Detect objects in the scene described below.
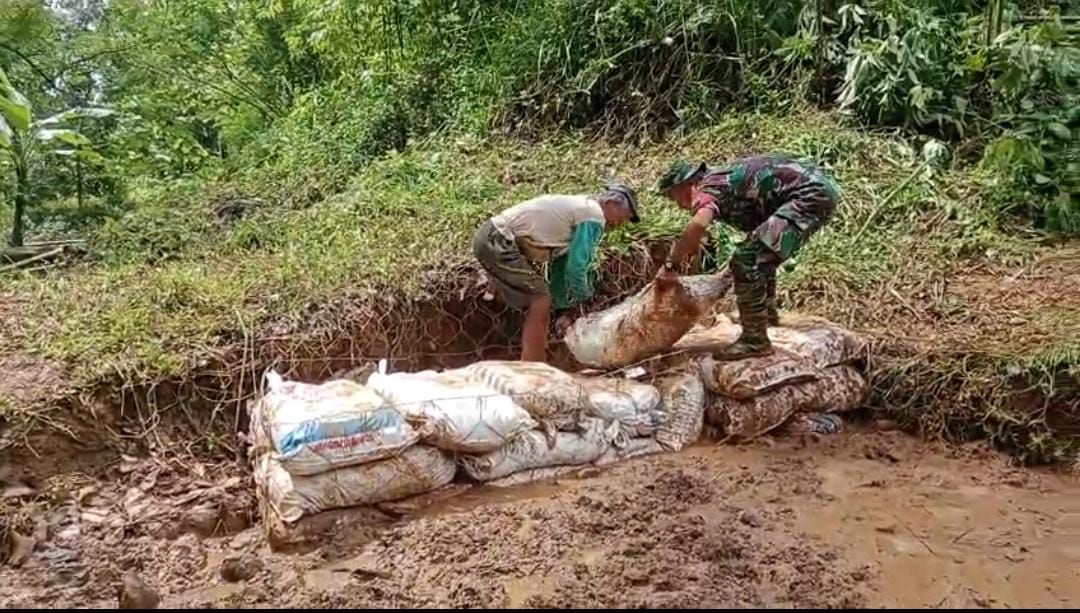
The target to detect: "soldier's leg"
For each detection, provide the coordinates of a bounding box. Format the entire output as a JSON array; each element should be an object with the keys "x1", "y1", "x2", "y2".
[
  {"x1": 764, "y1": 262, "x2": 780, "y2": 326},
  {"x1": 715, "y1": 239, "x2": 778, "y2": 361}
]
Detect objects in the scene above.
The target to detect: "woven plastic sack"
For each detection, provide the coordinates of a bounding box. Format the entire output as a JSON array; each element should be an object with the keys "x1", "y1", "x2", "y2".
[
  {"x1": 594, "y1": 436, "x2": 666, "y2": 466},
  {"x1": 460, "y1": 417, "x2": 620, "y2": 482},
  {"x1": 700, "y1": 353, "x2": 820, "y2": 399},
  {"x1": 576, "y1": 376, "x2": 666, "y2": 436},
  {"x1": 768, "y1": 316, "x2": 867, "y2": 367},
  {"x1": 255, "y1": 445, "x2": 456, "y2": 524},
  {"x1": 254, "y1": 371, "x2": 419, "y2": 476},
  {"x1": 564, "y1": 273, "x2": 732, "y2": 368},
  {"x1": 781, "y1": 413, "x2": 844, "y2": 435},
  {"x1": 654, "y1": 368, "x2": 707, "y2": 451},
  {"x1": 706, "y1": 365, "x2": 868, "y2": 442},
  {"x1": 673, "y1": 318, "x2": 742, "y2": 352},
  {"x1": 455, "y1": 361, "x2": 589, "y2": 438},
  {"x1": 367, "y1": 370, "x2": 537, "y2": 453}
]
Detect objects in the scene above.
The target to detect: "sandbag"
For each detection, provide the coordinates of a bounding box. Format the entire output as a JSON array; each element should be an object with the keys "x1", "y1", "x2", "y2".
[
  {"x1": 564, "y1": 273, "x2": 732, "y2": 368},
  {"x1": 486, "y1": 466, "x2": 588, "y2": 488},
  {"x1": 460, "y1": 417, "x2": 619, "y2": 482},
  {"x1": 654, "y1": 368, "x2": 707, "y2": 451},
  {"x1": 594, "y1": 436, "x2": 666, "y2": 466},
  {"x1": 255, "y1": 445, "x2": 456, "y2": 524},
  {"x1": 781, "y1": 413, "x2": 844, "y2": 435},
  {"x1": 706, "y1": 366, "x2": 868, "y2": 442},
  {"x1": 455, "y1": 361, "x2": 589, "y2": 436},
  {"x1": 254, "y1": 371, "x2": 419, "y2": 476},
  {"x1": 576, "y1": 376, "x2": 667, "y2": 437},
  {"x1": 768, "y1": 317, "x2": 867, "y2": 367},
  {"x1": 700, "y1": 353, "x2": 820, "y2": 399},
  {"x1": 366, "y1": 370, "x2": 537, "y2": 453}
]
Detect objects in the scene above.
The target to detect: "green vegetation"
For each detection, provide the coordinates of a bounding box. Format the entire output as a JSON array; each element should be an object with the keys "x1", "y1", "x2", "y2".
[{"x1": 0, "y1": 0, "x2": 1077, "y2": 461}]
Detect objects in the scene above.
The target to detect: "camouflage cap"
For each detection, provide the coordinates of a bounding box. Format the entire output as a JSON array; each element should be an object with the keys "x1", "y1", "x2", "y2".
[{"x1": 656, "y1": 160, "x2": 707, "y2": 194}]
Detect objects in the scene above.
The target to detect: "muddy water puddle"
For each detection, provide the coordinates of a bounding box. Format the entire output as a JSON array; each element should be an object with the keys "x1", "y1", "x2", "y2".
[{"x1": 3, "y1": 428, "x2": 1078, "y2": 608}]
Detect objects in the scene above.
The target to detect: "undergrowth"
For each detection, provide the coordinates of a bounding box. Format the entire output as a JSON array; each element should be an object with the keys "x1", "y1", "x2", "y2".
[{"x1": 2, "y1": 110, "x2": 1078, "y2": 462}]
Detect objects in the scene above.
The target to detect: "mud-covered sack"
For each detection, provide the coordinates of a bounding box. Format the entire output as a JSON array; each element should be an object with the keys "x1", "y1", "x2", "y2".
[
  {"x1": 685, "y1": 313, "x2": 866, "y2": 367},
  {"x1": 460, "y1": 417, "x2": 620, "y2": 482},
  {"x1": 673, "y1": 317, "x2": 742, "y2": 352},
  {"x1": 255, "y1": 445, "x2": 456, "y2": 523},
  {"x1": 593, "y1": 436, "x2": 666, "y2": 466},
  {"x1": 367, "y1": 370, "x2": 537, "y2": 453},
  {"x1": 768, "y1": 314, "x2": 868, "y2": 367},
  {"x1": 706, "y1": 366, "x2": 868, "y2": 442},
  {"x1": 781, "y1": 413, "x2": 844, "y2": 435},
  {"x1": 700, "y1": 353, "x2": 820, "y2": 399},
  {"x1": 254, "y1": 371, "x2": 419, "y2": 476},
  {"x1": 576, "y1": 376, "x2": 666, "y2": 436},
  {"x1": 655, "y1": 368, "x2": 707, "y2": 451},
  {"x1": 564, "y1": 273, "x2": 732, "y2": 368},
  {"x1": 455, "y1": 361, "x2": 589, "y2": 435}
]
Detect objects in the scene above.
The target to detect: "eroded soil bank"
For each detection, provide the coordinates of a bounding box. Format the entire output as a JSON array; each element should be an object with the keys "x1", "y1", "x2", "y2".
[{"x1": 2, "y1": 426, "x2": 1077, "y2": 608}]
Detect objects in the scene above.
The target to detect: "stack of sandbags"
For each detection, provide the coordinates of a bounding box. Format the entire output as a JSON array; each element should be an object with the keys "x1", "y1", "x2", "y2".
[
  {"x1": 696, "y1": 314, "x2": 870, "y2": 441},
  {"x1": 449, "y1": 361, "x2": 625, "y2": 483},
  {"x1": 250, "y1": 371, "x2": 457, "y2": 529},
  {"x1": 366, "y1": 368, "x2": 538, "y2": 453}
]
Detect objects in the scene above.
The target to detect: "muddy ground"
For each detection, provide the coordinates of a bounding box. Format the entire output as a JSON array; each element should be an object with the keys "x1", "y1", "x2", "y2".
[{"x1": 2, "y1": 425, "x2": 1077, "y2": 609}]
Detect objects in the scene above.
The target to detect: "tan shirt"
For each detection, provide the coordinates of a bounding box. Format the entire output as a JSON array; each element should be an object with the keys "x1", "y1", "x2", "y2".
[{"x1": 490, "y1": 194, "x2": 604, "y2": 262}]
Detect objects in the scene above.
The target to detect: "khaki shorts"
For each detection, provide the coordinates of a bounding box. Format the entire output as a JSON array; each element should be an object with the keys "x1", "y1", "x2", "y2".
[{"x1": 472, "y1": 220, "x2": 549, "y2": 310}]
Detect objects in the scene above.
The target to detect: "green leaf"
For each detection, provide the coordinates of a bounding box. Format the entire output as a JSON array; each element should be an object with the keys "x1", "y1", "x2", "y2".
[
  {"x1": 1034, "y1": 173, "x2": 1053, "y2": 185},
  {"x1": 54, "y1": 148, "x2": 106, "y2": 165},
  {"x1": 36, "y1": 128, "x2": 92, "y2": 147},
  {"x1": 1047, "y1": 122, "x2": 1071, "y2": 141},
  {"x1": 36, "y1": 107, "x2": 117, "y2": 127},
  {"x1": 0, "y1": 115, "x2": 10, "y2": 148},
  {"x1": 0, "y1": 89, "x2": 32, "y2": 132}
]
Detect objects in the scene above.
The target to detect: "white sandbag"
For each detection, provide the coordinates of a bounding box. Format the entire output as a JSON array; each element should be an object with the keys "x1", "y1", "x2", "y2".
[
  {"x1": 576, "y1": 376, "x2": 666, "y2": 436},
  {"x1": 594, "y1": 436, "x2": 666, "y2": 466},
  {"x1": 654, "y1": 368, "x2": 707, "y2": 451},
  {"x1": 366, "y1": 370, "x2": 537, "y2": 453},
  {"x1": 255, "y1": 445, "x2": 456, "y2": 524},
  {"x1": 254, "y1": 371, "x2": 419, "y2": 475},
  {"x1": 455, "y1": 361, "x2": 589, "y2": 436},
  {"x1": 460, "y1": 417, "x2": 619, "y2": 482},
  {"x1": 486, "y1": 465, "x2": 588, "y2": 488},
  {"x1": 565, "y1": 273, "x2": 732, "y2": 368},
  {"x1": 706, "y1": 365, "x2": 868, "y2": 442}
]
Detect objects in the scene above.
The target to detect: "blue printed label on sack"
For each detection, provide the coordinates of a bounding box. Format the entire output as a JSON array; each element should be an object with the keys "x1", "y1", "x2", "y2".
[{"x1": 276, "y1": 407, "x2": 407, "y2": 457}]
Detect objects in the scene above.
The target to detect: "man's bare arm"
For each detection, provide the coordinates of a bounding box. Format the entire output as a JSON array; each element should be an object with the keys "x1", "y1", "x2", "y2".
[{"x1": 666, "y1": 207, "x2": 715, "y2": 270}]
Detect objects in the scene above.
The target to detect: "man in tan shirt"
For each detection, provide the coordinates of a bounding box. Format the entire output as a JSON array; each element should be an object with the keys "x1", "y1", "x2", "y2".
[{"x1": 473, "y1": 183, "x2": 639, "y2": 362}]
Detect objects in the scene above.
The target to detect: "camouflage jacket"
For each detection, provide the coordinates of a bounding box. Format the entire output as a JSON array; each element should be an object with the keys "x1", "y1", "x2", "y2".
[{"x1": 693, "y1": 154, "x2": 841, "y2": 233}]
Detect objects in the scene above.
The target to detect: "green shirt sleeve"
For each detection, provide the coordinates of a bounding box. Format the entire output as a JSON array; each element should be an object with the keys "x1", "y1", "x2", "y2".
[{"x1": 549, "y1": 220, "x2": 604, "y2": 310}]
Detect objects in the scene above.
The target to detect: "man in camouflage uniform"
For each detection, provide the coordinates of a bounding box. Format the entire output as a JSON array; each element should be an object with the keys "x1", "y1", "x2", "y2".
[{"x1": 656, "y1": 154, "x2": 840, "y2": 360}]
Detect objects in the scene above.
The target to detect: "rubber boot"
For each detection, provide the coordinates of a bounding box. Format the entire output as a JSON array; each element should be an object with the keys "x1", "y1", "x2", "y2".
[
  {"x1": 713, "y1": 278, "x2": 774, "y2": 361},
  {"x1": 764, "y1": 268, "x2": 780, "y2": 327}
]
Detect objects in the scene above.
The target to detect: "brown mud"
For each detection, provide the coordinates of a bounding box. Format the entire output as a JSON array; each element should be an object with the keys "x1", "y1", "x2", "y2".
[{"x1": 3, "y1": 426, "x2": 1077, "y2": 608}]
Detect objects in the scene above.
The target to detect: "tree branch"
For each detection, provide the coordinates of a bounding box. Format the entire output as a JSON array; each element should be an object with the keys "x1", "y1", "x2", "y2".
[{"x1": 0, "y1": 41, "x2": 55, "y2": 87}]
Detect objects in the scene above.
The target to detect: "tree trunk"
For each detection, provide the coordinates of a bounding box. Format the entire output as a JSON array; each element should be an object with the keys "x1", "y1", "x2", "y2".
[
  {"x1": 76, "y1": 157, "x2": 84, "y2": 210},
  {"x1": 10, "y1": 161, "x2": 28, "y2": 247}
]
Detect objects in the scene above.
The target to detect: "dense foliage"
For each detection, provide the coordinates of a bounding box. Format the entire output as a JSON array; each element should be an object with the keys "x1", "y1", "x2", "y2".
[
  {"x1": 1, "y1": 0, "x2": 1077, "y2": 462},
  {"x1": 0, "y1": 0, "x2": 1075, "y2": 245}
]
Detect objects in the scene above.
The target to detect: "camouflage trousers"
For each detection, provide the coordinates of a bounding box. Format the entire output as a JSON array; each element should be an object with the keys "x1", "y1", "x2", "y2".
[{"x1": 729, "y1": 183, "x2": 836, "y2": 336}]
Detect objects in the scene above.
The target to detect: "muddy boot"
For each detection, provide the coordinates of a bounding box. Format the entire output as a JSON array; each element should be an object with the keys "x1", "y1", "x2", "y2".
[
  {"x1": 764, "y1": 269, "x2": 780, "y2": 327},
  {"x1": 713, "y1": 279, "x2": 774, "y2": 361}
]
